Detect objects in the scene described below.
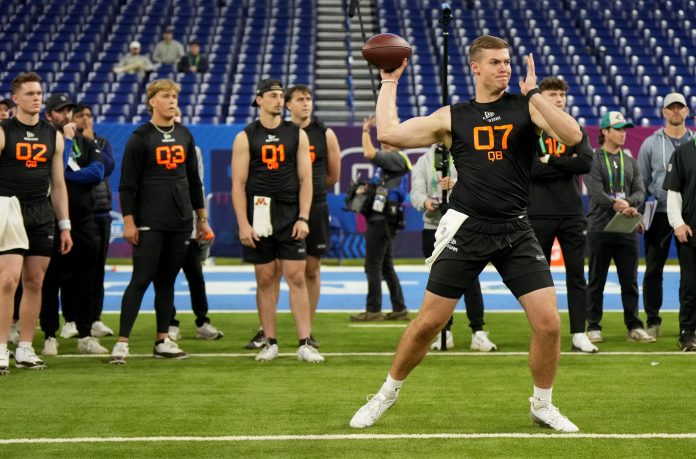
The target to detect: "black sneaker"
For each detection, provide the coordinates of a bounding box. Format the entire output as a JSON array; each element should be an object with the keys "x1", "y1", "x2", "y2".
[
  {"x1": 308, "y1": 334, "x2": 320, "y2": 349},
  {"x1": 679, "y1": 331, "x2": 696, "y2": 352},
  {"x1": 245, "y1": 329, "x2": 265, "y2": 349}
]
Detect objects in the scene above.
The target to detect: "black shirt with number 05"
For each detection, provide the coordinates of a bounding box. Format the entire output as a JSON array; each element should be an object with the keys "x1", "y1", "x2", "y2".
[{"x1": 119, "y1": 122, "x2": 204, "y2": 232}]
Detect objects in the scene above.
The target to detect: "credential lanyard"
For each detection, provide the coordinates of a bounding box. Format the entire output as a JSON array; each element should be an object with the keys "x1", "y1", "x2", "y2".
[{"x1": 602, "y1": 148, "x2": 624, "y2": 194}]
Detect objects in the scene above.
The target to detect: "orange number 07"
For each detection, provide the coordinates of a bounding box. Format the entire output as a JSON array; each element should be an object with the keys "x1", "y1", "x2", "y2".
[
  {"x1": 156, "y1": 145, "x2": 186, "y2": 169},
  {"x1": 473, "y1": 124, "x2": 512, "y2": 162},
  {"x1": 16, "y1": 142, "x2": 48, "y2": 169}
]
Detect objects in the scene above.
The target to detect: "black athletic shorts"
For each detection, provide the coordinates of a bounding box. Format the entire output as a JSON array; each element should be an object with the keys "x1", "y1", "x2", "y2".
[
  {"x1": 243, "y1": 199, "x2": 307, "y2": 264},
  {"x1": 306, "y1": 200, "x2": 329, "y2": 257},
  {"x1": 21, "y1": 198, "x2": 55, "y2": 257},
  {"x1": 427, "y1": 226, "x2": 553, "y2": 300}
]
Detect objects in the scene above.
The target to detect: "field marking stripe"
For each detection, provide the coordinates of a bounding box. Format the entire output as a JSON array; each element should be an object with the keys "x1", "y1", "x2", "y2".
[
  {"x1": 53, "y1": 351, "x2": 694, "y2": 359},
  {"x1": 1, "y1": 433, "x2": 695, "y2": 444}
]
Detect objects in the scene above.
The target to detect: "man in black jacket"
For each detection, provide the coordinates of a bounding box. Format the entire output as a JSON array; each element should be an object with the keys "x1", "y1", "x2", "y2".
[
  {"x1": 529, "y1": 77, "x2": 596, "y2": 353},
  {"x1": 177, "y1": 40, "x2": 209, "y2": 74},
  {"x1": 40, "y1": 94, "x2": 106, "y2": 357}
]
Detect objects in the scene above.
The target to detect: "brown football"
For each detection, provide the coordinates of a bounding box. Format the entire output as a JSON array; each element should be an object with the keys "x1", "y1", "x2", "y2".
[{"x1": 361, "y1": 33, "x2": 412, "y2": 71}]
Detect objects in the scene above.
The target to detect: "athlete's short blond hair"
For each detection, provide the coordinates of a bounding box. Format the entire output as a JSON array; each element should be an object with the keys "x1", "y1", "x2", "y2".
[
  {"x1": 146, "y1": 79, "x2": 180, "y2": 113},
  {"x1": 468, "y1": 35, "x2": 510, "y2": 62}
]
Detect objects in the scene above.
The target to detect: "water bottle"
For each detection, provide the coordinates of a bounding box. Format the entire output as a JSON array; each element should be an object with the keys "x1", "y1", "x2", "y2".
[{"x1": 372, "y1": 186, "x2": 387, "y2": 213}]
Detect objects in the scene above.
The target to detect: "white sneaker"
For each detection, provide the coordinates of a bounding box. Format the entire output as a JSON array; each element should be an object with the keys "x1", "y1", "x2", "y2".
[
  {"x1": 349, "y1": 391, "x2": 399, "y2": 428},
  {"x1": 153, "y1": 338, "x2": 189, "y2": 359},
  {"x1": 15, "y1": 346, "x2": 46, "y2": 370},
  {"x1": 60, "y1": 321, "x2": 78, "y2": 339},
  {"x1": 42, "y1": 337, "x2": 59, "y2": 356},
  {"x1": 78, "y1": 336, "x2": 109, "y2": 354},
  {"x1": 91, "y1": 321, "x2": 114, "y2": 337},
  {"x1": 645, "y1": 324, "x2": 662, "y2": 339},
  {"x1": 431, "y1": 330, "x2": 454, "y2": 350},
  {"x1": 627, "y1": 328, "x2": 656, "y2": 343},
  {"x1": 0, "y1": 348, "x2": 9, "y2": 375},
  {"x1": 587, "y1": 330, "x2": 603, "y2": 343},
  {"x1": 255, "y1": 343, "x2": 279, "y2": 362},
  {"x1": 9, "y1": 323, "x2": 19, "y2": 345},
  {"x1": 110, "y1": 342, "x2": 129, "y2": 364},
  {"x1": 470, "y1": 330, "x2": 497, "y2": 352},
  {"x1": 297, "y1": 344, "x2": 325, "y2": 363},
  {"x1": 168, "y1": 326, "x2": 181, "y2": 341},
  {"x1": 196, "y1": 323, "x2": 224, "y2": 340},
  {"x1": 571, "y1": 333, "x2": 598, "y2": 353},
  {"x1": 529, "y1": 398, "x2": 579, "y2": 432}
]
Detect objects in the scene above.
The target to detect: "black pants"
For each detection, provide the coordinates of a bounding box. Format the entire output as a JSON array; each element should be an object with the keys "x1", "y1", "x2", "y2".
[
  {"x1": 422, "y1": 229, "x2": 485, "y2": 331},
  {"x1": 170, "y1": 239, "x2": 210, "y2": 328},
  {"x1": 587, "y1": 231, "x2": 643, "y2": 331},
  {"x1": 676, "y1": 241, "x2": 696, "y2": 333},
  {"x1": 118, "y1": 231, "x2": 190, "y2": 338},
  {"x1": 89, "y1": 214, "x2": 112, "y2": 323},
  {"x1": 530, "y1": 216, "x2": 589, "y2": 334},
  {"x1": 642, "y1": 212, "x2": 673, "y2": 326},
  {"x1": 364, "y1": 219, "x2": 406, "y2": 313},
  {"x1": 40, "y1": 217, "x2": 100, "y2": 338}
]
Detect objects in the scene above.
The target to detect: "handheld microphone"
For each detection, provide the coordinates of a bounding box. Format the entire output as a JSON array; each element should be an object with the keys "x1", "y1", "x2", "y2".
[{"x1": 348, "y1": 0, "x2": 359, "y2": 17}]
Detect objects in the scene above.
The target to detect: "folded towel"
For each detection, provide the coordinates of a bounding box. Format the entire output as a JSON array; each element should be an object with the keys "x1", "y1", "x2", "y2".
[
  {"x1": 0, "y1": 196, "x2": 29, "y2": 252},
  {"x1": 252, "y1": 195, "x2": 273, "y2": 237},
  {"x1": 425, "y1": 208, "x2": 468, "y2": 267}
]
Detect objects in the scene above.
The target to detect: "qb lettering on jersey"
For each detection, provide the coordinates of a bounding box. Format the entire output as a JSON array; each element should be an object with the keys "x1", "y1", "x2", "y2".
[
  {"x1": 473, "y1": 124, "x2": 513, "y2": 162},
  {"x1": 15, "y1": 142, "x2": 48, "y2": 168},
  {"x1": 155, "y1": 145, "x2": 186, "y2": 170},
  {"x1": 261, "y1": 144, "x2": 285, "y2": 170}
]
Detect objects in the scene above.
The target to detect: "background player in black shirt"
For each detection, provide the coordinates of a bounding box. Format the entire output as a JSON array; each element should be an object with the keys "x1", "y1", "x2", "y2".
[
  {"x1": 350, "y1": 36, "x2": 583, "y2": 432},
  {"x1": 528, "y1": 77, "x2": 596, "y2": 353},
  {"x1": 111, "y1": 79, "x2": 211, "y2": 364},
  {"x1": 663, "y1": 126, "x2": 696, "y2": 351},
  {"x1": 231, "y1": 79, "x2": 323, "y2": 363},
  {"x1": 0, "y1": 72, "x2": 72, "y2": 373}
]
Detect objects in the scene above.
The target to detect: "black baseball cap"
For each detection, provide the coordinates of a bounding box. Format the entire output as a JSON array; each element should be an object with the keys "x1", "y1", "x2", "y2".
[
  {"x1": 251, "y1": 79, "x2": 284, "y2": 107},
  {"x1": 45, "y1": 93, "x2": 76, "y2": 112},
  {"x1": 73, "y1": 102, "x2": 93, "y2": 114},
  {"x1": 0, "y1": 98, "x2": 15, "y2": 109}
]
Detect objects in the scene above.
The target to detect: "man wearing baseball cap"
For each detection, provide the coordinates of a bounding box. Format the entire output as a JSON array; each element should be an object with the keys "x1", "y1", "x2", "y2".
[
  {"x1": 250, "y1": 79, "x2": 284, "y2": 107},
  {"x1": 637, "y1": 93, "x2": 694, "y2": 339},
  {"x1": 113, "y1": 40, "x2": 154, "y2": 77},
  {"x1": 584, "y1": 110, "x2": 653, "y2": 344}
]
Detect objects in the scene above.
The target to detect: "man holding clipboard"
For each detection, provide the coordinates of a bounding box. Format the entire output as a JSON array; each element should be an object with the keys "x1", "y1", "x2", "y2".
[{"x1": 584, "y1": 111, "x2": 654, "y2": 343}]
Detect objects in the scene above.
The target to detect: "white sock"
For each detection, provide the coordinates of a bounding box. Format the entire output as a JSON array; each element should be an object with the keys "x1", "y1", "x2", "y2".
[
  {"x1": 18, "y1": 341, "x2": 32, "y2": 349},
  {"x1": 532, "y1": 386, "x2": 553, "y2": 405},
  {"x1": 380, "y1": 374, "x2": 403, "y2": 397},
  {"x1": 0, "y1": 343, "x2": 6, "y2": 353}
]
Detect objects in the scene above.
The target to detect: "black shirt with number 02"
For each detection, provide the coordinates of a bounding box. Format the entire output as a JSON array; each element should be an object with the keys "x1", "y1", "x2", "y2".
[
  {"x1": 448, "y1": 92, "x2": 537, "y2": 231},
  {"x1": 0, "y1": 117, "x2": 56, "y2": 201},
  {"x1": 664, "y1": 139, "x2": 696, "y2": 236},
  {"x1": 244, "y1": 119, "x2": 300, "y2": 203},
  {"x1": 119, "y1": 122, "x2": 204, "y2": 232}
]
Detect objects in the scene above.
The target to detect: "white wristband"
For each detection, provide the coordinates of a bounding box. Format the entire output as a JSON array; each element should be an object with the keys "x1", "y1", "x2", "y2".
[
  {"x1": 58, "y1": 219, "x2": 71, "y2": 231},
  {"x1": 381, "y1": 79, "x2": 398, "y2": 85}
]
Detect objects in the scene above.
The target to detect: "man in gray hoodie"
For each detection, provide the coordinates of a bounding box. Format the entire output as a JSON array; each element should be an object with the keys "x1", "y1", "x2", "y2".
[{"x1": 637, "y1": 93, "x2": 694, "y2": 338}]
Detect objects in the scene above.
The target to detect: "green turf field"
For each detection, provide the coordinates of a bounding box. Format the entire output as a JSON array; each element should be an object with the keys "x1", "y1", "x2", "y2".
[{"x1": 1, "y1": 311, "x2": 693, "y2": 458}]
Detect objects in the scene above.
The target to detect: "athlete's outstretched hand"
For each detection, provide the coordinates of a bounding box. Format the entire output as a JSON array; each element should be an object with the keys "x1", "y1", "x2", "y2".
[
  {"x1": 292, "y1": 220, "x2": 309, "y2": 240},
  {"x1": 380, "y1": 59, "x2": 408, "y2": 83},
  {"x1": 519, "y1": 53, "x2": 537, "y2": 96},
  {"x1": 239, "y1": 223, "x2": 259, "y2": 249}
]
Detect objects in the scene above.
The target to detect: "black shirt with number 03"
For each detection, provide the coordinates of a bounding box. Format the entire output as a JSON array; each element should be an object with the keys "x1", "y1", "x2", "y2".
[
  {"x1": 119, "y1": 122, "x2": 204, "y2": 232},
  {"x1": 448, "y1": 93, "x2": 537, "y2": 231}
]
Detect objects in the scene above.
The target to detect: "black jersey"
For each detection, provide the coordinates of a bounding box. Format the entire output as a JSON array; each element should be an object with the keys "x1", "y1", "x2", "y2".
[
  {"x1": 0, "y1": 117, "x2": 56, "y2": 202},
  {"x1": 528, "y1": 127, "x2": 593, "y2": 218},
  {"x1": 304, "y1": 120, "x2": 329, "y2": 201},
  {"x1": 119, "y1": 122, "x2": 204, "y2": 232},
  {"x1": 244, "y1": 119, "x2": 300, "y2": 202},
  {"x1": 448, "y1": 93, "x2": 537, "y2": 226},
  {"x1": 664, "y1": 139, "x2": 696, "y2": 234}
]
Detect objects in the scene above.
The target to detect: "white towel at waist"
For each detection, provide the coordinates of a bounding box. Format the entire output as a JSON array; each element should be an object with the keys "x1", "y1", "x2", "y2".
[
  {"x1": 0, "y1": 196, "x2": 29, "y2": 252},
  {"x1": 252, "y1": 195, "x2": 273, "y2": 238},
  {"x1": 425, "y1": 208, "x2": 468, "y2": 267}
]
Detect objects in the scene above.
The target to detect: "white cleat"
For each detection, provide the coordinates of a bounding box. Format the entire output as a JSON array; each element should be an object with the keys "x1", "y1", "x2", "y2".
[
  {"x1": 91, "y1": 321, "x2": 114, "y2": 337},
  {"x1": 470, "y1": 330, "x2": 497, "y2": 352},
  {"x1": 78, "y1": 336, "x2": 109, "y2": 354},
  {"x1": 15, "y1": 346, "x2": 46, "y2": 370},
  {"x1": 349, "y1": 391, "x2": 399, "y2": 429},
  {"x1": 167, "y1": 326, "x2": 182, "y2": 341},
  {"x1": 41, "y1": 337, "x2": 59, "y2": 356},
  {"x1": 431, "y1": 330, "x2": 454, "y2": 350},
  {"x1": 153, "y1": 338, "x2": 189, "y2": 359},
  {"x1": 110, "y1": 341, "x2": 129, "y2": 365},
  {"x1": 571, "y1": 333, "x2": 599, "y2": 353},
  {"x1": 196, "y1": 322, "x2": 224, "y2": 340},
  {"x1": 255, "y1": 343, "x2": 279, "y2": 362},
  {"x1": 0, "y1": 348, "x2": 10, "y2": 375},
  {"x1": 297, "y1": 344, "x2": 325, "y2": 363},
  {"x1": 529, "y1": 398, "x2": 579, "y2": 432},
  {"x1": 60, "y1": 321, "x2": 79, "y2": 339}
]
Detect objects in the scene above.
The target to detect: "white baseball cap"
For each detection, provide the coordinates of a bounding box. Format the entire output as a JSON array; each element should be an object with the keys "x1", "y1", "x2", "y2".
[
  {"x1": 663, "y1": 93, "x2": 687, "y2": 108},
  {"x1": 129, "y1": 41, "x2": 141, "y2": 49}
]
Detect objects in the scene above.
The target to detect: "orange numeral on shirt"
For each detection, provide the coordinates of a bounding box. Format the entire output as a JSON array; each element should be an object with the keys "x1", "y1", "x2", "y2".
[
  {"x1": 544, "y1": 137, "x2": 566, "y2": 156},
  {"x1": 16, "y1": 142, "x2": 48, "y2": 168},
  {"x1": 262, "y1": 144, "x2": 285, "y2": 170},
  {"x1": 473, "y1": 124, "x2": 512, "y2": 162},
  {"x1": 156, "y1": 145, "x2": 186, "y2": 170},
  {"x1": 309, "y1": 145, "x2": 316, "y2": 163}
]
